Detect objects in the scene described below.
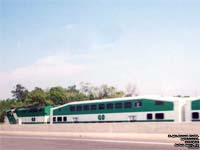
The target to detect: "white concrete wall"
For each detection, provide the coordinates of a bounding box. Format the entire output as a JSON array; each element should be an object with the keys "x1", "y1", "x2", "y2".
[{"x1": 1, "y1": 122, "x2": 200, "y2": 134}]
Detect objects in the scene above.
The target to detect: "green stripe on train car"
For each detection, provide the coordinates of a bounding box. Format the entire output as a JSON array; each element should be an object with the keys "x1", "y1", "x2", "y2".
[
  {"x1": 6, "y1": 111, "x2": 17, "y2": 124},
  {"x1": 191, "y1": 99, "x2": 200, "y2": 110},
  {"x1": 53, "y1": 99, "x2": 174, "y2": 116},
  {"x1": 16, "y1": 106, "x2": 52, "y2": 117}
]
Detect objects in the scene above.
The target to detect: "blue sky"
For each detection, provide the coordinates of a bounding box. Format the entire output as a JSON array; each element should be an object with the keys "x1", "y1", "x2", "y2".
[{"x1": 1, "y1": 0, "x2": 200, "y2": 99}]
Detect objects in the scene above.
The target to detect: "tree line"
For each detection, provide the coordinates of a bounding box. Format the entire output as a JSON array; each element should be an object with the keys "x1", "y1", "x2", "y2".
[{"x1": 0, "y1": 82, "x2": 138, "y2": 122}]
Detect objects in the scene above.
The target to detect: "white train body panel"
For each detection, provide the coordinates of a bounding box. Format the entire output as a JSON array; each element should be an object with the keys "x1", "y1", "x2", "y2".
[
  {"x1": 17, "y1": 116, "x2": 50, "y2": 124},
  {"x1": 53, "y1": 111, "x2": 176, "y2": 123}
]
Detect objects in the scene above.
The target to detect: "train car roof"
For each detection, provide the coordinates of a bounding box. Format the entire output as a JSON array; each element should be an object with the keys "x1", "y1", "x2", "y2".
[
  {"x1": 16, "y1": 105, "x2": 52, "y2": 111},
  {"x1": 183, "y1": 97, "x2": 200, "y2": 101},
  {"x1": 52, "y1": 95, "x2": 185, "y2": 110}
]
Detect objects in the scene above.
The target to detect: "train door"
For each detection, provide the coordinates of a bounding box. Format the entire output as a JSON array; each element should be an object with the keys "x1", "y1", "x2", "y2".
[
  {"x1": 17, "y1": 118, "x2": 22, "y2": 125},
  {"x1": 128, "y1": 115, "x2": 136, "y2": 122},
  {"x1": 72, "y1": 117, "x2": 79, "y2": 123}
]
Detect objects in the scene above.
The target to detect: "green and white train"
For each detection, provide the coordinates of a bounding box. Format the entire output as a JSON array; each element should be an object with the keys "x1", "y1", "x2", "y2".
[
  {"x1": 6, "y1": 96, "x2": 200, "y2": 124},
  {"x1": 185, "y1": 98, "x2": 200, "y2": 122},
  {"x1": 50, "y1": 96, "x2": 183, "y2": 123},
  {"x1": 6, "y1": 106, "x2": 52, "y2": 124}
]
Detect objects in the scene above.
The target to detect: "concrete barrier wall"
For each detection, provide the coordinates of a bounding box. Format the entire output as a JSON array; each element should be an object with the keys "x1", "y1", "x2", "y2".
[{"x1": 1, "y1": 122, "x2": 200, "y2": 134}]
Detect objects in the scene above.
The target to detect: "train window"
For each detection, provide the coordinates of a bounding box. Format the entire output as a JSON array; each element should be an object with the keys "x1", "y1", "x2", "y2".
[
  {"x1": 31, "y1": 117, "x2": 36, "y2": 122},
  {"x1": 63, "y1": 117, "x2": 67, "y2": 122},
  {"x1": 147, "y1": 113, "x2": 153, "y2": 120},
  {"x1": 134, "y1": 101, "x2": 142, "y2": 107},
  {"x1": 99, "y1": 104, "x2": 105, "y2": 110},
  {"x1": 192, "y1": 112, "x2": 199, "y2": 119},
  {"x1": 53, "y1": 117, "x2": 56, "y2": 122},
  {"x1": 91, "y1": 104, "x2": 97, "y2": 110},
  {"x1": 115, "y1": 103, "x2": 122, "y2": 109},
  {"x1": 57, "y1": 117, "x2": 62, "y2": 122},
  {"x1": 155, "y1": 113, "x2": 164, "y2": 119},
  {"x1": 155, "y1": 101, "x2": 164, "y2": 105},
  {"x1": 76, "y1": 105, "x2": 82, "y2": 111},
  {"x1": 107, "y1": 103, "x2": 113, "y2": 109},
  {"x1": 84, "y1": 105, "x2": 89, "y2": 111},
  {"x1": 70, "y1": 106, "x2": 75, "y2": 112},
  {"x1": 124, "y1": 102, "x2": 132, "y2": 108}
]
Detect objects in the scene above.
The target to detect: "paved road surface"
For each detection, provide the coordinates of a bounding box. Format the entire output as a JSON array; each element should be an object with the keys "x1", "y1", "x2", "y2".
[{"x1": 0, "y1": 135, "x2": 187, "y2": 150}]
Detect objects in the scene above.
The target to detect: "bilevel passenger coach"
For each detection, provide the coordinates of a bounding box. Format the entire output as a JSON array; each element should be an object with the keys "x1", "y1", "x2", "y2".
[
  {"x1": 7, "y1": 96, "x2": 200, "y2": 124},
  {"x1": 50, "y1": 96, "x2": 183, "y2": 124}
]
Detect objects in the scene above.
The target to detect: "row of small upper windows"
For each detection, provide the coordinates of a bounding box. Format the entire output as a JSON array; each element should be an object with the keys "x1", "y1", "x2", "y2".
[
  {"x1": 69, "y1": 101, "x2": 164, "y2": 112},
  {"x1": 69, "y1": 101, "x2": 141, "y2": 112},
  {"x1": 19, "y1": 109, "x2": 43, "y2": 113}
]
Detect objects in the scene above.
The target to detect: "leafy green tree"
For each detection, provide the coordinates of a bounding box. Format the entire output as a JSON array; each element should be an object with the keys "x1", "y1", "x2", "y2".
[
  {"x1": 0, "y1": 98, "x2": 23, "y2": 122},
  {"x1": 0, "y1": 83, "x2": 126, "y2": 123},
  {"x1": 112, "y1": 91, "x2": 125, "y2": 98},
  {"x1": 65, "y1": 85, "x2": 88, "y2": 102},
  {"x1": 49, "y1": 86, "x2": 66, "y2": 105},
  {"x1": 80, "y1": 82, "x2": 125, "y2": 99},
  {"x1": 98, "y1": 84, "x2": 124, "y2": 99},
  {"x1": 79, "y1": 82, "x2": 99, "y2": 100},
  {"x1": 0, "y1": 100, "x2": 8, "y2": 122},
  {"x1": 27, "y1": 87, "x2": 50, "y2": 106},
  {"x1": 67, "y1": 85, "x2": 79, "y2": 93},
  {"x1": 11, "y1": 84, "x2": 28, "y2": 102},
  {"x1": 125, "y1": 83, "x2": 138, "y2": 97}
]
